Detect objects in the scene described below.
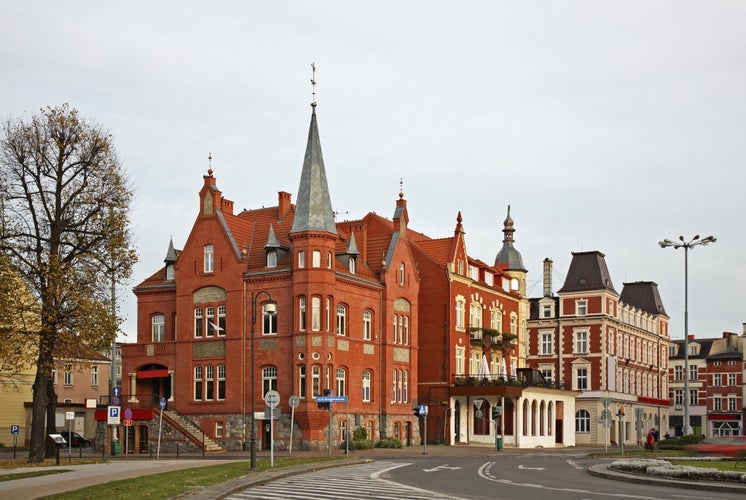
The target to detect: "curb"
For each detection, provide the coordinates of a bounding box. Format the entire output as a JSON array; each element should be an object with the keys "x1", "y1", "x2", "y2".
[{"x1": 587, "y1": 463, "x2": 746, "y2": 495}]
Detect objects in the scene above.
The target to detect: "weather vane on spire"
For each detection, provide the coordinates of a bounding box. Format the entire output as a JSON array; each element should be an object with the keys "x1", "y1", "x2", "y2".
[
  {"x1": 399, "y1": 177, "x2": 404, "y2": 197},
  {"x1": 311, "y1": 62, "x2": 317, "y2": 108}
]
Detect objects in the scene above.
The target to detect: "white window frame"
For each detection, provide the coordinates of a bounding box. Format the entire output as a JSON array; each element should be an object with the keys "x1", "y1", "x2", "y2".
[
  {"x1": 362, "y1": 310, "x2": 372, "y2": 341},
  {"x1": 204, "y1": 244, "x2": 214, "y2": 273},
  {"x1": 152, "y1": 314, "x2": 165, "y2": 342}
]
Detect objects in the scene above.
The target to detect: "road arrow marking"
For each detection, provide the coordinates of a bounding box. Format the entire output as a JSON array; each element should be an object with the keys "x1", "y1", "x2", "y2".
[
  {"x1": 518, "y1": 464, "x2": 545, "y2": 470},
  {"x1": 423, "y1": 464, "x2": 463, "y2": 472}
]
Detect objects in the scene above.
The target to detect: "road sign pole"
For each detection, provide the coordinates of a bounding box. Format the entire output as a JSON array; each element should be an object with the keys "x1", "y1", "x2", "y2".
[
  {"x1": 327, "y1": 403, "x2": 332, "y2": 457},
  {"x1": 289, "y1": 404, "x2": 295, "y2": 455},
  {"x1": 270, "y1": 405, "x2": 274, "y2": 468}
]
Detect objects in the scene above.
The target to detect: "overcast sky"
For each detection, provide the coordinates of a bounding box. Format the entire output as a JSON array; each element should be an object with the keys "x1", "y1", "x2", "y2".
[{"x1": 3, "y1": 1, "x2": 744, "y2": 343}]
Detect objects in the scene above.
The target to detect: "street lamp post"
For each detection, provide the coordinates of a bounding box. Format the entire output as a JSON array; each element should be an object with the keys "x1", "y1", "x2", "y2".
[
  {"x1": 659, "y1": 234, "x2": 716, "y2": 435},
  {"x1": 249, "y1": 289, "x2": 275, "y2": 469}
]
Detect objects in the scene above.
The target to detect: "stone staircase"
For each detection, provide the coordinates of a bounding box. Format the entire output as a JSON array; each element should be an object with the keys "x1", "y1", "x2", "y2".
[{"x1": 161, "y1": 409, "x2": 223, "y2": 453}]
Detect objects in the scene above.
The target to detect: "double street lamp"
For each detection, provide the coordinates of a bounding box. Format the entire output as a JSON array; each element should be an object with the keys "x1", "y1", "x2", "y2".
[
  {"x1": 244, "y1": 288, "x2": 275, "y2": 470},
  {"x1": 659, "y1": 234, "x2": 716, "y2": 435}
]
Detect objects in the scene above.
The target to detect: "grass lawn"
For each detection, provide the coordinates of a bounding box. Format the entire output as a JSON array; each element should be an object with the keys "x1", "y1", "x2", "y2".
[{"x1": 37, "y1": 457, "x2": 343, "y2": 500}]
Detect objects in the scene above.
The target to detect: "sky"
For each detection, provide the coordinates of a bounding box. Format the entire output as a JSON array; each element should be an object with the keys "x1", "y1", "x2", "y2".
[{"x1": 2, "y1": 1, "x2": 744, "y2": 343}]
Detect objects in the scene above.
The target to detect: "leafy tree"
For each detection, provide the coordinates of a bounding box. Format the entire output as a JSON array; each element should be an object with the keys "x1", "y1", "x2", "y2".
[{"x1": 0, "y1": 104, "x2": 137, "y2": 462}]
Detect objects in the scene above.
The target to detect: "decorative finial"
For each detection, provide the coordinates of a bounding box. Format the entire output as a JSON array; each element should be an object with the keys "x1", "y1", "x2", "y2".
[
  {"x1": 311, "y1": 62, "x2": 317, "y2": 108},
  {"x1": 207, "y1": 152, "x2": 213, "y2": 176},
  {"x1": 399, "y1": 177, "x2": 404, "y2": 199}
]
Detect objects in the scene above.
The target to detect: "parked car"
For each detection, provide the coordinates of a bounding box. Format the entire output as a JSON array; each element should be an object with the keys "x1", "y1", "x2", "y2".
[
  {"x1": 688, "y1": 436, "x2": 746, "y2": 457},
  {"x1": 58, "y1": 431, "x2": 91, "y2": 448}
]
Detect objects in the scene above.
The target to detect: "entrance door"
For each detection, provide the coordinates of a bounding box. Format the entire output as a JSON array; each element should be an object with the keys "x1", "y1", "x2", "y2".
[{"x1": 454, "y1": 401, "x2": 461, "y2": 443}]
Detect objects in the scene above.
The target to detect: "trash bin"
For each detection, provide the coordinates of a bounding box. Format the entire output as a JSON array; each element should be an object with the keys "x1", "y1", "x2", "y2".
[
  {"x1": 496, "y1": 437, "x2": 503, "y2": 451},
  {"x1": 111, "y1": 440, "x2": 121, "y2": 456}
]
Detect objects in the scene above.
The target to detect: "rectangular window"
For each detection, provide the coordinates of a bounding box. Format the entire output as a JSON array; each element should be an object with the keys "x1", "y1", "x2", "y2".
[
  {"x1": 541, "y1": 368, "x2": 553, "y2": 383},
  {"x1": 91, "y1": 366, "x2": 99, "y2": 387},
  {"x1": 215, "y1": 421, "x2": 224, "y2": 438},
  {"x1": 576, "y1": 368, "x2": 588, "y2": 390},
  {"x1": 575, "y1": 331, "x2": 588, "y2": 354},
  {"x1": 510, "y1": 315, "x2": 517, "y2": 335},
  {"x1": 484, "y1": 272, "x2": 493, "y2": 286},
  {"x1": 577, "y1": 300, "x2": 587, "y2": 316},
  {"x1": 312, "y1": 250, "x2": 321, "y2": 268},
  {"x1": 689, "y1": 365, "x2": 698, "y2": 381},
  {"x1": 689, "y1": 389, "x2": 698, "y2": 405},
  {"x1": 714, "y1": 397, "x2": 722, "y2": 411},
  {"x1": 455, "y1": 347, "x2": 464, "y2": 375},
  {"x1": 194, "y1": 366, "x2": 203, "y2": 401},
  {"x1": 312, "y1": 297, "x2": 321, "y2": 331},
  {"x1": 311, "y1": 365, "x2": 321, "y2": 397},
  {"x1": 205, "y1": 365, "x2": 214, "y2": 400},
  {"x1": 299, "y1": 297, "x2": 306, "y2": 331},
  {"x1": 455, "y1": 301, "x2": 464, "y2": 328},
  {"x1": 542, "y1": 304, "x2": 552, "y2": 318},
  {"x1": 541, "y1": 332, "x2": 553, "y2": 355},
  {"x1": 298, "y1": 250, "x2": 305, "y2": 268},
  {"x1": 299, "y1": 365, "x2": 306, "y2": 398},
  {"x1": 64, "y1": 364, "x2": 73, "y2": 385},
  {"x1": 336, "y1": 368, "x2": 346, "y2": 397},
  {"x1": 263, "y1": 304, "x2": 278, "y2": 335},
  {"x1": 728, "y1": 373, "x2": 737, "y2": 386},
  {"x1": 713, "y1": 374, "x2": 722, "y2": 386},
  {"x1": 674, "y1": 389, "x2": 683, "y2": 407},
  {"x1": 403, "y1": 316, "x2": 409, "y2": 345},
  {"x1": 263, "y1": 367, "x2": 278, "y2": 397},
  {"x1": 674, "y1": 365, "x2": 683, "y2": 381},
  {"x1": 217, "y1": 306, "x2": 226, "y2": 336},
  {"x1": 204, "y1": 244, "x2": 214, "y2": 273},
  {"x1": 205, "y1": 306, "x2": 215, "y2": 337},
  {"x1": 152, "y1": 314, "x2": 165, "y2": 342},
  {"x1": 217, "y1": 364, "x2": 225, "y2": 400},
  {"x1": 194, "y1": 308, "x2": 203, "y2": 338},
  {"x1": 728, "y1": 397, "x2": 737, "y2": 411}
]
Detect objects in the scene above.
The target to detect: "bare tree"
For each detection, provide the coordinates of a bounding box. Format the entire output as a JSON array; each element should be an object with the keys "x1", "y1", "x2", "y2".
[{"x1": 0, "y1": 104, "x2": 137, "y2": 462}]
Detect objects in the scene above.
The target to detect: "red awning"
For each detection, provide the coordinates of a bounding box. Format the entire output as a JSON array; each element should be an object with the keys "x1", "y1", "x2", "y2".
[{"x1": 137, "y1": 369, "x2": 169, "y2": 379}]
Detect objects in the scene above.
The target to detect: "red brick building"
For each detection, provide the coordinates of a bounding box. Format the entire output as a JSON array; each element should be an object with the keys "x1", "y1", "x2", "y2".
[
  {"x1": 527, "y1": 251, "x2": 670, "y2": 447},
  {"x1": 412, "y1": 210, "x2": 577, "y2": 447},
  {"x1": 122, "y1": 104, "x2": 420, "y2": 451}
]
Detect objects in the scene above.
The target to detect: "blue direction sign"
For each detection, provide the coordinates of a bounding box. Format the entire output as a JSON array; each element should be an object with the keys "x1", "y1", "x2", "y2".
[
  {"x1": 315, "y1": 395, "x2": 348, "y2": 403},
  {"x1": 10, "y1": 425, "x2": 19, "y2": 435},
  {"x1": 112, "y1": 386, "x2": 121, "y2": 397},
  {"x1": 159, "y1": 397, "x2": 167, "y2": 410}
]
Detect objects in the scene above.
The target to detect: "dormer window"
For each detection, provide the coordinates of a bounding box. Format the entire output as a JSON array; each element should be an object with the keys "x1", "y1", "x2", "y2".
[
  {"x1": 166, "y1": 264, "x2": 174, "y2": 280},
  {"x1": 484, "y1": 272, "x2": 493, "y2": 286},
  {"x1": 348, "y1": 257, "x2": 356, "y2": 274},
  {"x1": 469, "y1": 265, "x2": 478, "y2": 281},
  {"x1": 266, "y1": 250, "x2": 277, "y2": 268}
]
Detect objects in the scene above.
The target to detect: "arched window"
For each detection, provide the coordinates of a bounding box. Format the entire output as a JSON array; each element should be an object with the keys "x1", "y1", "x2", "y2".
[
  {"x1": 266, "y1": 250, "x2": 277, "y2": 268},
  {"x1": 362, "y1": 310, "x2": 372, "y2": 341},
  {"x1": 575, "y1": 409, "x2": 591, "y2": 433},
  {"x1": 336, "y1": 305, "x2": 347, "y2": 336},
  {"x1": 336, "y1": 367, "x2": 346, "y2": 396},
  {"x1": 348, "y1": 257, "x2": 356, "y2": 273},
  {"x1": 298, "y1": 296, "x2": 306, "y2": 331},
  {"x1": 362, "y1": 370, "x2": 371, "y2": 402}
]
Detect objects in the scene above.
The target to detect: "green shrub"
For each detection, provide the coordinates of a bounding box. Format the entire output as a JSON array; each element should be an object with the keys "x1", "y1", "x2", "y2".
[
  {"x1": 352, "y1": 426, "x2": 368, "y2": 441},
  {"x1": 657, "y1": 434, "x2": 705, "y2": 450},
  {"x1": 375, "y1": 437, "x2": 402, "y2": 449},
  {"x1": 349, "y1": 439, "x2": 374, "y2": 450}
]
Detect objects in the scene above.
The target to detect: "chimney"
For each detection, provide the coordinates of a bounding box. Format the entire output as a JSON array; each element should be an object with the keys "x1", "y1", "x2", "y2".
[
  {"x1": 688, "y1": 334, "x2": 695, "y2": 340},
  {"x1": 543, "y1": 258, "x2": 553, "y2": 297},
  {"x1": 742, "y1": 323, "x2": 746, "y2": 336},
  {"x1": 278, "y1": 191, "x2": 291, "y2": 218}
]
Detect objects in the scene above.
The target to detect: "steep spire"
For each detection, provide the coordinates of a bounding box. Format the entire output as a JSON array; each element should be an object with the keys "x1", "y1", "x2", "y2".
[
  {"x1": 495, "y1": 205, "x2": 527, "y2": 271},
  {"x1": 290, "y1": 68, "x2": 337, "y2": 235},
  {"x1": 164, "y1": 238, "x2": 177, "y2": 263}
]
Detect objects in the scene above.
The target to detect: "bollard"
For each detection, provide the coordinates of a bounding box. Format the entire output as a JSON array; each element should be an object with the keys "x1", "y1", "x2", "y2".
[{"x1": 176, "y1": 442, "x2": 180, "y2": 459}]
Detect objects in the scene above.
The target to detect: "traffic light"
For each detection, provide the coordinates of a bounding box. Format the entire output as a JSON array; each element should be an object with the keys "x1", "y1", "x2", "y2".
[
  {"x1": 413, "y1": 407, "x2": 420, "y2": 417},
  {"x1": 491, "y1": 407, "x2": 499, "y2": 420}
]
